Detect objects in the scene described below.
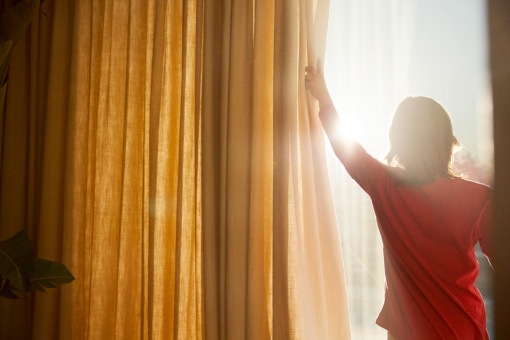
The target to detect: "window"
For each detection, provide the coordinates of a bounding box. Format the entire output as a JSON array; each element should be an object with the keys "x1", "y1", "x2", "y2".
[{"x1": 325, "y1": 1, "x2": 493, "y2": 338}]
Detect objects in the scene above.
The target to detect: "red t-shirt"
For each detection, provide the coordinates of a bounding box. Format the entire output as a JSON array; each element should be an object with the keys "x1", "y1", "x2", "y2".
[{"x1": 319, "y1": 105, "x2": 493, "y2": 339}]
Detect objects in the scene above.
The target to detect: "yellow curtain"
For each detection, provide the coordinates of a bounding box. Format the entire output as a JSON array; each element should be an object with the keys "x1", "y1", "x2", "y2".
[{"x1": 0, "y1": 0, "x2": 349, "y2": 339}]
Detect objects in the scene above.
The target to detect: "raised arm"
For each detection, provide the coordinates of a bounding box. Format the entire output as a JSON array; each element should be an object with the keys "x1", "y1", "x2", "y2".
[
  {"x1": 305, "y1": 61, "x2": 348, "y2": 157},
  {"x1": 305, "y1": 61, "x2": 385, "y2": 193}
]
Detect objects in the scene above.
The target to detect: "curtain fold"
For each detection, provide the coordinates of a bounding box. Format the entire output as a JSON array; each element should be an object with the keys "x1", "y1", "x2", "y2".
[
  {"x1": 0, "y1": 0, "x2": 349, "y2": 339},
  {"x1": 273, "y1": 0, "x2": 350, "y2": 338},
  {"x1": 202, "y1": 0, "x2": 275, "y2": 338}
]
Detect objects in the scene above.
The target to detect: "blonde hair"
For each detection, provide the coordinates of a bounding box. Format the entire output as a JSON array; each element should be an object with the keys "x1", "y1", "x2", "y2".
[{"x1": 385, "y1": 96, "x2": 459, "y2": 183}]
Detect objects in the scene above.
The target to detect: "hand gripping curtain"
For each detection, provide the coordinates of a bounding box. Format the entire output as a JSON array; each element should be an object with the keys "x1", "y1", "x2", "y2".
[{"x1": 202, "y1": 0, "x2": 350, "y2": 339}]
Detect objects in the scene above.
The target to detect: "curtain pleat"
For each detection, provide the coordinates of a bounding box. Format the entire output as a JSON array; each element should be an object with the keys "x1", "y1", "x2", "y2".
[
  {"x1": 201, "y1": 1, "x2": 223, "y2": 338},
  {"x1": 273, "y1": 0, "x2": 350, "y2": 338},
  {"x1": 0, "y1": 0, "x2": 349, "y2": 339}
]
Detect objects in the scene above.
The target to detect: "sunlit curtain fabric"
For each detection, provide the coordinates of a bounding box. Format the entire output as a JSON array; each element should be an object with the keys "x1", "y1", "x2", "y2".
[
  {"x1": 0, "y1": 0, "x2": 349, "y2": 339},
  {"x1": 202, "y1": 0, "x2": 349, "y2": 339},
  {"x1": 273, "y1": 0, "x2": 351, "y2": 338}
]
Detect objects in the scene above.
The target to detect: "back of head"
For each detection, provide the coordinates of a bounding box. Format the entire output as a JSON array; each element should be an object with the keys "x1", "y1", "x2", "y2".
[{"x1": 386, "y1": 96, "x2": 459, "y2": 184}]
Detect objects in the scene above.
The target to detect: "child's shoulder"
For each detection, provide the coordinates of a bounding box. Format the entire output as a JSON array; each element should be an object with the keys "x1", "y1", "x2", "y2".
[
  {"x1": 453, "y1": 177, "x2": 492, "y2": 191},
  {"x1": 448, "y1": 177, "x2": 493, "y2": 202}
]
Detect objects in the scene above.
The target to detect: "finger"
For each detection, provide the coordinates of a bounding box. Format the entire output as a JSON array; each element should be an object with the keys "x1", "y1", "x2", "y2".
[
  {"x1": 305, "y1": 76, "x2": 310, "y2": 88},
  {"x1": 317, "y1": 58, "x2": 324, "y2": 77},
  {"x1": 305, "y1": 65, "x2": 316, "y2": 76}
]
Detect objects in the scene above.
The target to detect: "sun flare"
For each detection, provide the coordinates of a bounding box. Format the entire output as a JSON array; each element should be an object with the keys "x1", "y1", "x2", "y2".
[{"x1": 338, "y1": 112, "x2": 363, "y2": 142}]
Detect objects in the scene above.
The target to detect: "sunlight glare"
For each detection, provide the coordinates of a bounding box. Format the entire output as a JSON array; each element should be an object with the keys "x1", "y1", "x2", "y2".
[{"x1": 339, "y1": 112, "x2": 363, "y2": 142}]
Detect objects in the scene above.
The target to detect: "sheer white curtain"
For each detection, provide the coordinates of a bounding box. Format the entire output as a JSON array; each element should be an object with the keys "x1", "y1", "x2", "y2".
[
  {"x1": 324, "y1": 1, "x2": 415, "y2": 339},
  {"x1": 324, "y1": 0, "x2": 492, "y2": 339}
]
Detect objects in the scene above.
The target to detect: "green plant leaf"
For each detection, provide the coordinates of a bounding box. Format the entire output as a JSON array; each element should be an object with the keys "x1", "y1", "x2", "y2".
[
  {"x1": 0, "y1": 0, "x2": 41, "y2": 41},
  {"x1": 30, "y1": 259, "x2": 75, "y2": 292},
  {"x1": 0, "y1": 277, "x2": 20, "y2": 299},
  {"x1": 0, "y1": 0, "x2": 41, "y2": 84},
  {"x1": 0, "y1": 230, "x2": 33, "y2": 291}
]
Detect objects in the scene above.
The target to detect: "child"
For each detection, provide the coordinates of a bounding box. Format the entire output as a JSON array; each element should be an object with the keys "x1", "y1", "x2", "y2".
[{"x1": 305, "y1": 62, "x2": 493, "y2": 340}]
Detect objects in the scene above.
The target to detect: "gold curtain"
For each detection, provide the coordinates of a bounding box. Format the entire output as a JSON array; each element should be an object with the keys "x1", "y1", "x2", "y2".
[{"x1": 0, "y1": 0, "x2": 349, "y2": 339}]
